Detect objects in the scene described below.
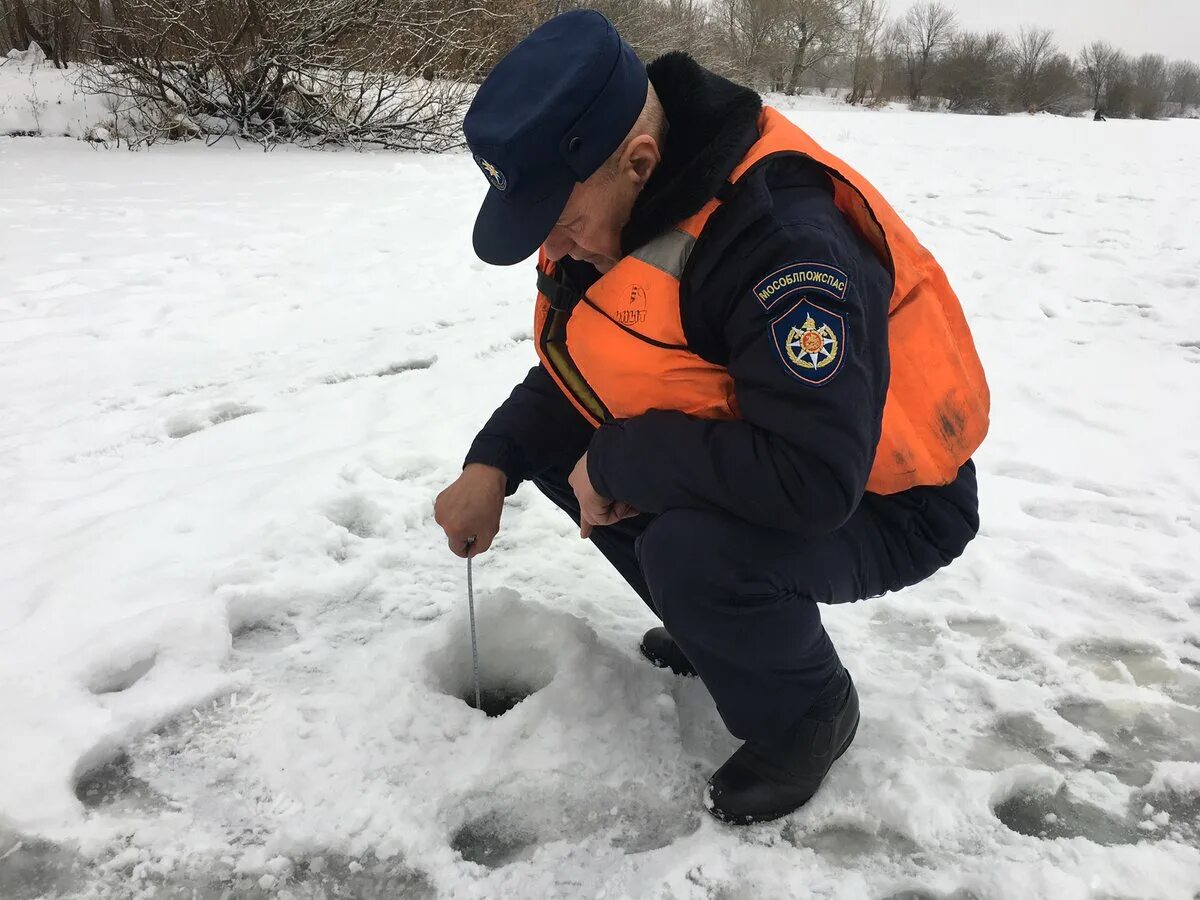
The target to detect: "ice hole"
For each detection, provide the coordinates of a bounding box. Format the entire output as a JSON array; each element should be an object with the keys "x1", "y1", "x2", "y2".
[
  {"x1": 427, "y1": 590, "x2": 561, "y2": 719},
  {"x1": 460, "y1": 685, "x2": 532, "y2": 718},
  {"x1": 439, "y1": 660, "x2": 550, "y2": 718},
  {"x1": 450, "y1": 811, "x2": 539, "y2": 867}
]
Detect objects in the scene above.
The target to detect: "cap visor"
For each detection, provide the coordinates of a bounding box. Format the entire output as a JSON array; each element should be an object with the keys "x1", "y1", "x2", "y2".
[{"x1": 472, "y1": 179, "x2": 573, "y2": 266}]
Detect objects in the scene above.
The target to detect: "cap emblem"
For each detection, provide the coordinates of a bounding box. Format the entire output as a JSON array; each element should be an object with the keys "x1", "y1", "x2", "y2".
[{"x1": 474, "y1": 155, "x2": 508, "y2": 191}]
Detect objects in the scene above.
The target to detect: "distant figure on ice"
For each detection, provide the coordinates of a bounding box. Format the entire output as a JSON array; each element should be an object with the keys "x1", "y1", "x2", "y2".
[
  {"x1": 435, "y1": 10, "x2": 989, "y2": 825},
  {"x1": 1094, "y1": 108, "x2": 1108, "y2": 121}
]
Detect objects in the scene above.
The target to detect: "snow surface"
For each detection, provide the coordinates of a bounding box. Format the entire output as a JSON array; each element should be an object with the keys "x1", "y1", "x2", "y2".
[{"x1": 2, "y1": 104, "x2": 1200, "y2": 900}]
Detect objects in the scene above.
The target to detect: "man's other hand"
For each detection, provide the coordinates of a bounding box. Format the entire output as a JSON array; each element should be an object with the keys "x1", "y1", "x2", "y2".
[
  {"x1": 569, "y1": 453, "x2": 639, "y2": 539},
  {"x1": 434, "y1": 464, "x2": 507, "y2": 557}
]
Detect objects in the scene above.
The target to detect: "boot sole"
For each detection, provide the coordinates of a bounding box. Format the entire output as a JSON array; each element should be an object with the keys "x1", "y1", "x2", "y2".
[{"x1": 705, "y1": 715, "x2": 860, "y2": 827}]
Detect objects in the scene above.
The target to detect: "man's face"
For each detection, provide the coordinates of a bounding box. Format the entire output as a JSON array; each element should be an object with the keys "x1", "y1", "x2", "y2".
[
  {"x1": 541, "y1": 172, "x2": 638, "y2": 273},
  {"x1": 541, "y1": 133, "x2": 660, "y2": 273}
]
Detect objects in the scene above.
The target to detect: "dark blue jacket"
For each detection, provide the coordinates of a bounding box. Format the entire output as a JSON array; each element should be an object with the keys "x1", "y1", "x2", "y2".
[{"x1": 465, "y1": 53, "x2": 977, "y2": 539}]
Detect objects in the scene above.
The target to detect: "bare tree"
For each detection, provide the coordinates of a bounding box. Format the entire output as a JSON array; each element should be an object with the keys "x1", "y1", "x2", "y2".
[
  {"x1": 1010, "y1": 27, "x2": 1078, "y2": 113},
  {"x1": 1104, "y1": 51, "x2": 1136, "y2": 117},
  {"x1": 594, "y1": 0, "x2": 726, "y2": 65},
  {"x1": 717, "y1": 0, "x2": 784, "y2": 82},
  {"x1": 935, "y1": 29, "x2": 1009, "y2": 114},
  {"x1": 1132, "y1": 52, "x2": 1171, "y2": 119},
  {"x1": 1168, "y1": 59, "x2": 1200, "y2": 112},
  {"x1": 897, "y1": 1, "x2": 955, "y2": 104},
  {"x1": 1078, "y1": 40, "x2": 1120, "y2": 110},
  {"x1": 846, "y1": 0, "x2": 886, "y2": 105},
  {"x1": 0, "y1": 0, "x2": 84, "y2": 66},
  {"x1": 873, "y1": 20, "x2": 907, "y2": 102},
  {"x1": 1011, "y1": 27, "x2": 1052, "y2": 109},
  {"x1": 775, "y1": 0, "x2": 852, "y2": 95}
]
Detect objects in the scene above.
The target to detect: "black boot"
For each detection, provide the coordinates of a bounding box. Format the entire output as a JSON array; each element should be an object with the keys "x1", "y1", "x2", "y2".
[
  {"x1": 705, "y1": 667, "x2": 859, "y2": 825},
  {"x1": 639, "y1": 627, "x2": 697, "y2": 677}
]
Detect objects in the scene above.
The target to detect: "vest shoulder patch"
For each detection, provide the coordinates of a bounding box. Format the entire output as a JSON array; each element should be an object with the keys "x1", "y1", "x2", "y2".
[
  {"x1": 770, "y1": 298, "x2": 847, "y2": 387},
  {"x1": 752, "y1": 262, "x2": 848, "y2": 310}
]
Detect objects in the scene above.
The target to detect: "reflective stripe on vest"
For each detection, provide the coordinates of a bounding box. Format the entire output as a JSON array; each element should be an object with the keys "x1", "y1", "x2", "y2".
[{"x1": 533, "y1": 107, "x2": 990, "y2": 495}]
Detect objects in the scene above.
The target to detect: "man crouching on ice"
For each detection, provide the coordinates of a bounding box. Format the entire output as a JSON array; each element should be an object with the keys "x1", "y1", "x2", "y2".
[{"x1": 434, "y1": 10, "x2": 989, "y2": 825}]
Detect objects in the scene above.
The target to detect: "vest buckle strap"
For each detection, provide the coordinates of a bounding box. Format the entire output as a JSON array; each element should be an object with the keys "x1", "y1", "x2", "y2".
[{"x1": 536, "y1": 267, "x2": 582, "y2": 312}]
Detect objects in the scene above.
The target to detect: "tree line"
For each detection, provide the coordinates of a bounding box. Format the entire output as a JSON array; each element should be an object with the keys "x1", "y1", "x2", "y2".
[
  {"x1": 1, "y1": 0, "x2": 1196, "y2": 148},
  {"x1": 592, "y1": 0, "x2": 1199, "y2": 119}
]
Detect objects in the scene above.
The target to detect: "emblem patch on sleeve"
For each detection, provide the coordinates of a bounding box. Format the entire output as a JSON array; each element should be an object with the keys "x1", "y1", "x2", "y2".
[
  {"x1": 770, "y1": 298, "x2": 847, "y2": 386},
  {"x1": 752, "y1": 262, "x2": 848, "y2": 310}
]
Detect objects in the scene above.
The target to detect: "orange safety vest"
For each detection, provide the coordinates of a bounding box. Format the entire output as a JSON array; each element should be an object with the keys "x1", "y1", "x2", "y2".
[{"x1": 533, "y1": 107, "x2": 989, "y2": 496}]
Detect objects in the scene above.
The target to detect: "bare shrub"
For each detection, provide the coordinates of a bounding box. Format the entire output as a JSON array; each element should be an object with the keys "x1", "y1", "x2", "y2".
[
  {"x1": 1169, "y1": 59, "x2": 1200, "y2": 114},
  {"x1": 77, "y1": 0, "x2": 495, "y2": 149},
  {"x1": 1104, "y1": 52, "x2": 1136, "y2": 118},
  {"x1": 1132, "y1": 52, "x2": 1171, "y2": 120},
  {"x1": 935, "y1": 30, "x2": 1008, "y2": 114}
]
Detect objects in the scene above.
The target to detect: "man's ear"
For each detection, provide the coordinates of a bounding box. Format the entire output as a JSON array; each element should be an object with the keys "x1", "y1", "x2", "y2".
[{"x1": 623, "y1": 134, "x2": 660, "y2": 186}]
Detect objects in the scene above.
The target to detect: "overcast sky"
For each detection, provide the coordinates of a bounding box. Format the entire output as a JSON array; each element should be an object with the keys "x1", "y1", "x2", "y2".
[{"x1": 939, "y1": 0, "x2": 1200, "y2": 61}]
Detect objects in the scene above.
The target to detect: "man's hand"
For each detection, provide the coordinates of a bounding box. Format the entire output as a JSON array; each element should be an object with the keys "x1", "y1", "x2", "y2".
[
  {"x1": 569, "y1": 453, "x2": 638, "y2": 539},
  {"x1": 434, "y1": 464, "x2": 507, "y2": 557}
]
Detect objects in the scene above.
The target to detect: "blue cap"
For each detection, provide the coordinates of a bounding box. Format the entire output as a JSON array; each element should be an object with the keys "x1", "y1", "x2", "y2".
[{"x1": 464, "y1": 11, "x2": 648, "y2": 266}]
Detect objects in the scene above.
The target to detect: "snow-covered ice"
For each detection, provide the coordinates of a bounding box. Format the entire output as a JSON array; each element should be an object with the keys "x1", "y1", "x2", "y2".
[{"x1": 2, "y1": 103, "x2": 1200, "y2": 900}]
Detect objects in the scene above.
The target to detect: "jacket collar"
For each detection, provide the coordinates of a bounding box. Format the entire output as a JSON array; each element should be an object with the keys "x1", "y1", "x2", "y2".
[{"x1": 620, "y1": 53, "x2": 762, "y2": 255}]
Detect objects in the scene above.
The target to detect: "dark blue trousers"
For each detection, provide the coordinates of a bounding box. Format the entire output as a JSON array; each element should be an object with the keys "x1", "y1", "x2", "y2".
[{"x1": 532, "y1": 462, "x2": 978, "y2": 742}]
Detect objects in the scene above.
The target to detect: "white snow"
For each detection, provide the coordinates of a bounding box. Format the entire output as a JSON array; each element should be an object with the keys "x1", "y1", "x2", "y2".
[
  {"x1": 2, "y1": 102, "x2": 1200, "y2": 900},
  {"x1": 0, "y1": 53, "x2": 115, "y2": 140}
]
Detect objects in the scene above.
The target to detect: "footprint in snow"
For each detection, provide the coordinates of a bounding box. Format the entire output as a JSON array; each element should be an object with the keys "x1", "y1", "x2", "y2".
[
  {"x1": 976, "y1": 639, "x2": 1054, "y2": 684},
  {"x1": 321, "y1": 357, "x2": 435, "y2": 384},
  {"x1": 449, "y1": 779, "x2": 702, "y2": 869},
  {"x1": 991, "y1": 461, "x2": 1121, "y2": 498},
  {"x1": 0, "y1": 833, "x2": 85, "y2": 900},
  {"x1": 786, "y1": 822, "x2": 921, "y2": 863},
  {"x1": 231, "y1": 619, "x2": 300, "y2": 654},
  {"x1": 1055, "y1": 697, "x2": 1200, "y2": 788},
  {"x1": 1184, "y1": 637, "x2": 1200, "y2": 670},
  {"x1": 86, "y1": 653, "x2": 157, "y2": 695},
  {"x1": 868, "y1": 611, "x2": 943, "y2": 648},
  {"x1": 992, "y1": 785, "x2": 1139, "y2": 846},
  {"x1": 164, "y1": 401, "x2": 260, "y2": 439},
  {"x1": 323, "y1": 491, "x2": 389, "y2": 540},
  {"x1": 945, "y1": 616, "x2": 1007, "y2": 640},
  {"x1": 450, "y1": 810, "x2": 540, "y2": 867},
  {"x1": 1140, "y1": 782, "x2": 1200, "y2": 846},
  {"x1": 88, "y1": 851, "x2": 436, "y2": 900},
  {"x1": 1061, "y1": 638, "x2": 1200, "y2": 706},
  {"x1": 74, "y1": 752, "x2": 170, "y2": 814},
  {"x1": 968, "y1": 709, "x2": 1082, "y2": 775},
  {"x1": 284, "y1": 853, "x2": 434, "y2": 900},
  {"x1": 1021, "y1": 497, "x2": 1178, "y2": 537}
]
